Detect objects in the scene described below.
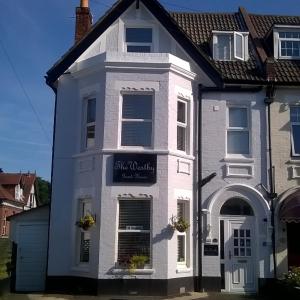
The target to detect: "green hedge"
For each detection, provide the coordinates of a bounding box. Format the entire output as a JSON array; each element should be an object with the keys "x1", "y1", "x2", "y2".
[{"x1": 0, "y1": 238, "x2": 12, "y2": 280}]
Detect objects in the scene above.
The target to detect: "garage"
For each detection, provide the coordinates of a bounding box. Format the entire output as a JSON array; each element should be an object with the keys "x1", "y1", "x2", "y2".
[{"x1": 8, "y1": 205, "x2": 49, "y2": 292}]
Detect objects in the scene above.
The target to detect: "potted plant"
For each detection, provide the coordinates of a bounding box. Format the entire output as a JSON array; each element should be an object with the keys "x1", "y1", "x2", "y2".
[
  {"x1": 170, "y1": 215, "x2": 190, "y2": 232},
  {"x1": 76, "y1": 214, "x2": 95, "y2": 230},
  {"x1": 129, "y1": 255, "x2": 149, "y2": 272}
]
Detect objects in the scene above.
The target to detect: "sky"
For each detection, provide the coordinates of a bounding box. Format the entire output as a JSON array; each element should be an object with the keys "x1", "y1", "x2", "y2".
[{"x1": 0, "y1": 0, "x2": 300, "y2": 181}]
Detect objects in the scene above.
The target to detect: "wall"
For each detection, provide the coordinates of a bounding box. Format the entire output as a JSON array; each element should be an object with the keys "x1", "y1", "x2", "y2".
[
  {"x1": 201, "y1": 90, "x2": 272, "y2": 281},
  {"x1": 271, "y1": 88, "x2": 300, "y2": 277}
]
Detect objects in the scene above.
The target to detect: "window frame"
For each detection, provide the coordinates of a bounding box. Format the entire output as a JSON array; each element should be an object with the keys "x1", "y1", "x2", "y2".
[
  {"x1": 290, "y1": 106, "x2": 300, "y2": 157},
  {"x1": 76, "y1": 199, "x2": 92, "y2": 265},
  {"x1": 226, "y1": 105, "x2": 251, "y2": 158},
  {"x1": 120, "y1": 93, "x2": 154, "y2": 149},
  {"x1": 177, "y1": 99, "x2": 189, "y2": 153},
  {"x1": 116, "y1": 198, "x2": 152, "y2": 269},
  {"x1": 125, "y1": 27, "x2": 153, "y2": 53},
  {"x1": 176, "y1": 201, "x2": 189, "y2": 268},
  {"x1": 84, "y1": 98, "x2": 96, "y2": 150},
  {"x1": 212, "y1": 31, "x2": 248, "y2": 61},
  {"x1": 278, "y1": 31, "x2": 300, "y2": 60}
]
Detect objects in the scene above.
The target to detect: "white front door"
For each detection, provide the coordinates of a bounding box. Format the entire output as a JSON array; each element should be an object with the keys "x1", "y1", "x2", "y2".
[
  {"x1": 16, "y1": 223, "x2": 48, "y2": 291},
  {"x1": 223, "y1": 218, "x2": 256, "y2": 293}
]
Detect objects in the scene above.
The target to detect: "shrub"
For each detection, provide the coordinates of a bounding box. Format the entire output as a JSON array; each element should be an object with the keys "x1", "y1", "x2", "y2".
[{"x1": 284, "y1": 267, "x2": 300, "y2": 287}]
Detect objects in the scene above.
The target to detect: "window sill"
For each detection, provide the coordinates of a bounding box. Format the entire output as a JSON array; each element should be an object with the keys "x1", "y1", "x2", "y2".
[
  {"x1": 288, "y1": 159, "x2": 300, "y2": 164},
  {"x1": 111, "y1": 268, "x2": 155, "y2": 275},
  {"x1": 176, "y1": 267, "x2": 191, "y2": 274},
  {"x1": 223, "y1": 157, "x2": 254, "y2": 163}
]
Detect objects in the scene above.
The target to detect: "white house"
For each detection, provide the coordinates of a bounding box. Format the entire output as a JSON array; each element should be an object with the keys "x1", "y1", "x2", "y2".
[{"x1": 8, "y1": 0, "x2": 299, "y2": 295}]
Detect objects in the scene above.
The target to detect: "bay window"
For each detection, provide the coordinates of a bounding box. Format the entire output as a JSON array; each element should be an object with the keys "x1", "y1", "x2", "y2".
[
  {"x1": 117, "y1": 199, "x2": 151, "y2": 268},
  {"x1": 227, "y1": 106, "x2": 250, "y2": 155},
  {"x1": 291, "y1": 106, "x2": 300, "y2": 156},
  {"x1": 121, "y1": 94, "x2": 153, "y2": 147}
]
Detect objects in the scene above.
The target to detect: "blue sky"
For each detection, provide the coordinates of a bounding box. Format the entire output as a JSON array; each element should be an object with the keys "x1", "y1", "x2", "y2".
[{"x1": 0, "y1": 0, "x2": 299, "y2": 181}]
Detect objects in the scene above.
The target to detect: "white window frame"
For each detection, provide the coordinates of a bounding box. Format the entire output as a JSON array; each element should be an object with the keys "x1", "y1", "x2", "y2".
[
  {"x1": 290, "y1": 106, "x2": 300, "y2": 157},
  {"x1": 116, "y1": 199, "x2": 152, "y2": 269},
  {"x1": 125, "y1": 26, "x2": 153, "y2": 53},
  {"x1": 177, "y1": 99, "x2": 189, "y2": 153},
  {"x1": 212, "y1": 31, "x2": 248, "y2": 61},
  {"x1": 120, "y1": 93, "x2": 154, "y2": 149},
  {"x1": 226, "y1": 105, "x2": 251, "y2": 158},
  {"x1": 84, "y1": 98, "x2": 96, "y2": 150},
  {"x1": 278, "y1": 31, "x2": 300, "y2": 59},
  {"x1": 76, "y1": 199, "x2": 92, "y2": 265},
  {"x1": 176, "y1": 201, "x2": 189, "y2": 268}
]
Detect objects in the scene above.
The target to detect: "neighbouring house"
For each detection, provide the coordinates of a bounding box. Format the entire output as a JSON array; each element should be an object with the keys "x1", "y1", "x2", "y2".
[
  {"x1": 0, "y1": 172, "x2": 37, "y2": 237},
  {"x1": 8, "y1": 0, "x2": 300, "y2": 295}
]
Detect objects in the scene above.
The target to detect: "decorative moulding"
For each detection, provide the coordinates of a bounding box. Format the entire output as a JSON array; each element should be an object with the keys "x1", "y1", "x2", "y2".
[
  {"x1": 177, "y1": 159, "x2": 191, "y2": 175},
  {"x1": 225, "y1": 163, "x2": 254, "y2": 178}
]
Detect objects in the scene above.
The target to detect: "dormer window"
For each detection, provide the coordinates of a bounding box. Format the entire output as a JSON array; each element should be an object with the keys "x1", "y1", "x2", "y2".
[
  {"x1": 274, "y1": 26, "x2": 300, "y2": 59},
  {"x1": 212, "y1": 31, "x2": 249, "y2": 61},
  {"x1": 278, "y1": 32, "x2": 300, "y2": 59},
  {"x1": 125, "y1": 27, "x2": 153, "y2": 52}
]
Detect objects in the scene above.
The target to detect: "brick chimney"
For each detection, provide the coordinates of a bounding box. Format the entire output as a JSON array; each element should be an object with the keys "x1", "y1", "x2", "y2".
[{"x1": 75, "y1": 0, "x2": 92, "y2": 44}]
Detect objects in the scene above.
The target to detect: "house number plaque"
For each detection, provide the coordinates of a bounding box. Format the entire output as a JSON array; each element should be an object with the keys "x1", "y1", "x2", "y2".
[{"x1": 113, "y1": 153, "x2": 157, "y2": 183}]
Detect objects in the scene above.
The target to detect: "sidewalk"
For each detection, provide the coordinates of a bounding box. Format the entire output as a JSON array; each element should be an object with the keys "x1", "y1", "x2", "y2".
[{"x1": 0, "y1": 291, "x2": 268, "y2": 300}]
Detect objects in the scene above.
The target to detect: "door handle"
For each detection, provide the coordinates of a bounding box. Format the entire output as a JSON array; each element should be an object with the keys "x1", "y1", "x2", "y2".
[{"x1": 229, "y1": 250, "x2": 232, "y2": 260}]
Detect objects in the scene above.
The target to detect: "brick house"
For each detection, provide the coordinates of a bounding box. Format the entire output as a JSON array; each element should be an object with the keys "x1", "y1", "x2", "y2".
[{"x1": 0, "y1": 173, "x2": 37, "y2": 237}]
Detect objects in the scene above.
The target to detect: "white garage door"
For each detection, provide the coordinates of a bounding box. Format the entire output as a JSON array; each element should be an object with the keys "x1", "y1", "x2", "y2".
[{"x1": 16, "y1": 223, "x2": 48, "y2": 291}]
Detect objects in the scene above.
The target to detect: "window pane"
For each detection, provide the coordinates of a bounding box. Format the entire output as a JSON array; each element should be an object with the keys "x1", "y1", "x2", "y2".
[
  {"x1": 235, "y1": 33, "x2": 243, "y2": 59},
  {"x1": 127, "y1": 45, "x2": 151, "y2": 53},
  {"x1": 177, "y1": 202, "x2": 185, "y2": 218},
  {"x1": 177, "y1": 235, "x2": 185, "y2": 262},
  {"x1": 86, "y1": 125, "x2": 95, "y2": 148},
  {"x1": 121, "y1": 122, "x2": 152, "y2": 147},
  {"x1": 177, "y1": 101, "x2": 186, "y2": 123},
  {"x1": 87, "y1": 98, "x2": 96, "y2": 123},
  {"x1": 229, "y1": 107, "x2": 248, "y2": 128},
  {"x1": 118, "y1": 232, "x2": 150, "y2": 262},
  {"x1": 119, "y1": 200, "x2": 150, "y2": 230},
  {"x1": 215, "y1": 35, "x2": 231, "y2": 60},
  {"x1": 292, "y1": 125, "x2": 300, "y2": 155},
  {"x1": 122, "y1": 95, "x2": 152, "y2": 119},
  {"x1": 220, "y1": 198, "x2": 254, "y2": 216},
  {"x1": 80, "y1": 231, "x2": 90, "y2": 263},
  {"x1": 126, "y1": 28, "x2": 152, "y2": 43},
  {"x1": 177, "y1": 126, "x2": 186, "y2": 151},
  {"x1": 291, "y1": 107, "x2": 300, "y2": 122},
  {"x1": 227, "y1": 131, "x2": 249, "y2": 154}
]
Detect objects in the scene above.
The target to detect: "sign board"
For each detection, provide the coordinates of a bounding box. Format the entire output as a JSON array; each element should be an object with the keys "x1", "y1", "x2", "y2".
[
  {"x1": 204, "y1": 244, "x2": 218, "y2": 256},
  {"x1": 113, "y1": 153, "x2": 157, "y2": 183}
]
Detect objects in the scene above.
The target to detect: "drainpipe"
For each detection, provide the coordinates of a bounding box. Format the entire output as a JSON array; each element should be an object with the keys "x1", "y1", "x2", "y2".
[
  {"x1": 197, "y1": 84, "x2": 217, "y2": 291},
  {"x1": 264, "y1": 84, "x2": 277, "y2": 279},
  {"x1": 44, "y1": 77, "x2": 58, "y2": 289},
  {"x1": 197, "y1": 84, "x2": 203, "y2": 292}
]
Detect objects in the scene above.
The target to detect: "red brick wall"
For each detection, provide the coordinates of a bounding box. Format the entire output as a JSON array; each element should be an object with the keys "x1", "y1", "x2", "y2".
[{"x1": 0, "y1": 206, "x2": 22, "y2": 237}]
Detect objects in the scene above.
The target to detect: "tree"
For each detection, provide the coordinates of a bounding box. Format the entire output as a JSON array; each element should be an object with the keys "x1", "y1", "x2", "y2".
[{"x1": 36, "y1": 177, "x2": 51, "y2": 205}]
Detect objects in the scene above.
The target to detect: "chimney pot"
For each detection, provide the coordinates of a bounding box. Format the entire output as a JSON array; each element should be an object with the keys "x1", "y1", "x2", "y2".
[{"x1": 80, "y1": 0, "x2": 89, "y2": 8}]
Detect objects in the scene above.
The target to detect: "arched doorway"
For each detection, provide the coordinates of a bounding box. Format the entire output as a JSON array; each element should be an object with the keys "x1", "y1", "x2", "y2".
[{"x1": 219, "y1": 198, "x2": 256, "y2": 293}]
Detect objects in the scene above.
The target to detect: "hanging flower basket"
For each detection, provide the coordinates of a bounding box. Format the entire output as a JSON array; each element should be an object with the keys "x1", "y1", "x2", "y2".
[
  {"x1": 76, "y1": 214, "x2": 95, "y2": 231},
  {"x1": 170, "y1": 215, "x2": 190, "y2": 232}
]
